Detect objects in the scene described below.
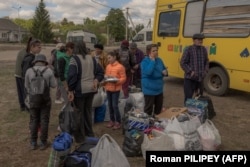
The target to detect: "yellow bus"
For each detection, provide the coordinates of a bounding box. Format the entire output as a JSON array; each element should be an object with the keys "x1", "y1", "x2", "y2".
[{"x1": 153, "y1": 0, "x2": 250, "y2": 95}]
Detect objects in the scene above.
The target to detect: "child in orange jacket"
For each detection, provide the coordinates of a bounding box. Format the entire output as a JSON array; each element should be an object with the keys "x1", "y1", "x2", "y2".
[{"x1": 104, "y1": 51, "x2": 126, "y2": 129}]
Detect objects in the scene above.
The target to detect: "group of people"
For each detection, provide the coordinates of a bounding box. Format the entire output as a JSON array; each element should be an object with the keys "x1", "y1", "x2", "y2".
[{"x1": 14, "y1": 32, "x2": 208, "y2": 150}]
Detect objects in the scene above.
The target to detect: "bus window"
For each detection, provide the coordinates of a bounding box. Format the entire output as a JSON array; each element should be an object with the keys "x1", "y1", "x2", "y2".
[
  {"x1": 158, "y1": 11, "x2": 180, "y2": 37},
  {"x1": 184, "y1": 1, "x2": 204, "y2": 37},
  {"x1": 204, "y1": 0, "x2": 250, "y2": 37},
  {"x1": 146, "y1": 31, "x2": 152, "y2": 41}
]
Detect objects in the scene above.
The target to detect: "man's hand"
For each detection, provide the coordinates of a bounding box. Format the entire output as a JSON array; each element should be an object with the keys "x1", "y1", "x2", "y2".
[
  {"x1": 93, "y1": 79, "x2": 98, "y2": 90},
  {"x1": 191, "y1": 71, "x2": 195, "y2": 77},
  {"x1": 68, "y1": 91, "x2": 74, "y2": 102}
]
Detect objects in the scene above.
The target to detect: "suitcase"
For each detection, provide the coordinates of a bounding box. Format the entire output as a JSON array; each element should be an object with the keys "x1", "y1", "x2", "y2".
[{"x1": 196, "y1": 95, "x2": 216, "y2": 119}]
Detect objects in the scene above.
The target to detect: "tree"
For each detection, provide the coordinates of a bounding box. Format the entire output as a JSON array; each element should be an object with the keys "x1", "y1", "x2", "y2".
[
  {"x1": 105, "y1": 8, "x2": 126, "y2": 41},
  {"x1": 30, "y1": 0, "x2": 53, "y2": 43}
]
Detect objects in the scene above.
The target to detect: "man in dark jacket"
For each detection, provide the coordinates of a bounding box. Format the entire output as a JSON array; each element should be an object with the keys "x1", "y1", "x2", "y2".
[
  {"x1": 119, "y1": 40, "x2": 136, "y2": 98},
  {"x1": 67, "y1": 41, "x2": 104, "y2": 143},
  {"x1": 180, "y1": 33, "x2": 209, "y2": 102},
  {"x1": 129, "y1": 42, "x2": 145, "y2": 88}
]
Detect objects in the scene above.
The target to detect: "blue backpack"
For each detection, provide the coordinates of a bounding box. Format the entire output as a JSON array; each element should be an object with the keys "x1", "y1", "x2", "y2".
[{"x1": 53, "y1": 132, "x2": 73, "y2": 151}]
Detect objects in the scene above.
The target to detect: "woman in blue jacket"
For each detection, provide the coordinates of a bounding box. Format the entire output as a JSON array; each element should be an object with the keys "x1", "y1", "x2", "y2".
[{"x1": 141, "y1": 44, "x2": 167, "y2": 116}]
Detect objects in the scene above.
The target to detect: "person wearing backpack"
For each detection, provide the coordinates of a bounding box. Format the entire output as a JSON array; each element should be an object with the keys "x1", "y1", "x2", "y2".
[
  {"x1": 57, "y1": 42, "x2": 74, "y2": 104},
  {"x1": 67, "y1": 41, "x2": 104, "y2": 143},
  {"x1": 129, "y1": 42, "x2": 145, "y2": 88},
  {"x1": 119, "y1": 40, "x2": 136, "y2": 98},
  {"x1": 25, "y1": 54, "x2": 56, "y2": 150},
  {"x1": 49, "y1": 43, "x2": 65, "y2": 104}
]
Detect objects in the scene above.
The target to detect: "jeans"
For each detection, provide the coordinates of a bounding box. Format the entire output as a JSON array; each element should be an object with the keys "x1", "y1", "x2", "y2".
[{"x1": 107, "y1": 91, "x2": 121, "y2": 123}]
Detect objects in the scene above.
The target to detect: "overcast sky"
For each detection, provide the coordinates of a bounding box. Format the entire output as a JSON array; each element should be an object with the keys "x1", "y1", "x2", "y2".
[{"x1": 0, "y1": 0, "x2": 155, "y2": 27}]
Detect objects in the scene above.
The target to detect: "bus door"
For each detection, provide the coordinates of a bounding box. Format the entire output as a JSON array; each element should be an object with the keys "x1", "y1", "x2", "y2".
[{"x1": 156, "y1": 9, "x2": 182, "y2": 76}]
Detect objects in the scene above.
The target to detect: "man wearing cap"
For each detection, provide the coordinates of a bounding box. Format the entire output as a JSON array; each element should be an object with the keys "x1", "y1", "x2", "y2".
[
  {"x1": 25, "y1": 54, "x2": 56, "y2": 150},
  {"x1": 180, "y1": 33, "x2": 209, "y2": 102},
  {"x1": 91, "y1": 44, "x2": 108, "y2": 71},
  {"x1": 129, "y1": 42, "x2": 145, "y2": 88}
]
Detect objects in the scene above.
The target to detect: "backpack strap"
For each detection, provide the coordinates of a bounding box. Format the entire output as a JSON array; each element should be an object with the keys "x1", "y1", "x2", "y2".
[
  {"x1": 31, "y1": 67, "x2": 38, "y2": 76},
  {"x1": 31, "y1": 67, "x2": 48, "y2": 76},
  {"x1": 40, "y1": 67, "x2": 48, "y2": 76}
]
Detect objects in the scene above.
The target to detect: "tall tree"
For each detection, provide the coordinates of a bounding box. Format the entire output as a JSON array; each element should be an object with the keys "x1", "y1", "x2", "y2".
[
  {"x1": 105, "y1": 8, "x2": 126, "y2": 41},
  {"x1": 30, "y1": 0, "x2": 53, "y2": 43}
]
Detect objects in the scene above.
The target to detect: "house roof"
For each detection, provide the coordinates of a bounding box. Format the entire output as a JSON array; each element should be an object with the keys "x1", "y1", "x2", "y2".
[{"x1": 0, "y1": 18, "x2": 27, "y2": 32}]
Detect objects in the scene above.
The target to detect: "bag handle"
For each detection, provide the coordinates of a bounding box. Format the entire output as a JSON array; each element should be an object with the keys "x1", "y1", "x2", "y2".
[
  {"x1": 206, "y1": 119, "x2": 216, "y2": 129},
  {"x1": 98, "y1": 134, "x2": 120, "y2": 150}
]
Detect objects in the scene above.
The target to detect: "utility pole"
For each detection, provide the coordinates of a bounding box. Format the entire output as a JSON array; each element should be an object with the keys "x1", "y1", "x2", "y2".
[
  {"x1": 12, "y1": 5, "x2": 21, "y2": 43},
  {"x1": 125, "y1": 7, "x2": 129, "y2": 40}
]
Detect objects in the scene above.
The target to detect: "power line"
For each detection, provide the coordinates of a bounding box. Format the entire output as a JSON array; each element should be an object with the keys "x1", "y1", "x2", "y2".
[{"x1": 90, "y1": 0, "x2": 113, "y2": 9}]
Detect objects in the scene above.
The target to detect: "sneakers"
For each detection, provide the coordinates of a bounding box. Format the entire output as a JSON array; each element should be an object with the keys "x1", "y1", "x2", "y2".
[
  {"x1": 39, "y1": 141, "x2": 49, "y2": 150},
  {"x1": 106, "y1": 121, "x2": 114, "y2": 128},
  {"x1": 30, "y1": 142, "x2": 37, "y2": 150},
  {"x1": 112, "y1": 122, "x2": 121, "y2": 130}
]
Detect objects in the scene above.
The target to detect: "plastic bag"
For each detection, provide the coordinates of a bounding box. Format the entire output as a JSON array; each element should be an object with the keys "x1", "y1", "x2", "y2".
[
  {"x1": 58, "y1": 102, "x2": 78, "y2": 134},
  {"x1": 90, "y1": 134, "x2": 130, "y2": 167},
  {"x1": 165, "y1": 116, "x2": 202, "y2": 150},
  {"x1": 197, "y1": 120, "x2": 221, "y2": 150},
  {"x1": 141, "y1": 129, "x2": 174, "y2": 159},
  {"x1": 92, "y1": 87, "x2": 106, "y2": 108}
]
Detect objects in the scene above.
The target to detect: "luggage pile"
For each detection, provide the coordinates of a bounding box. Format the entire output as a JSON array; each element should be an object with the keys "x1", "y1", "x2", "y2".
[{"x1": 120, "y1": 94, "x2": 220, "y2": 159}]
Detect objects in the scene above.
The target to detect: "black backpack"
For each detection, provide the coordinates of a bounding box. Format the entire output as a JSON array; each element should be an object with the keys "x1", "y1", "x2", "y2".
[{"x1": 29, "y1": 67, "x2": 50, "y2": 107}]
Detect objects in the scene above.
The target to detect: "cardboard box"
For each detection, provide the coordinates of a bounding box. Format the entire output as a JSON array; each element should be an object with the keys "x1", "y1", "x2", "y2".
[{"x1": 156, "y1": 107, "x2": 187, "y2": 119}]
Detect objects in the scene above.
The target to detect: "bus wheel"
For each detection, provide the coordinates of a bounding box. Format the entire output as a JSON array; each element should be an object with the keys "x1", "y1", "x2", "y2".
[{"x1": 204, "y1": 67, "x2": 228, "y2": 96}]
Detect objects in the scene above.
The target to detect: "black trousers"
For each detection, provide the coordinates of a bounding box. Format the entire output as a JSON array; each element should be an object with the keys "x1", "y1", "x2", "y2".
[
  {"x1": 184, "y1": 78, "x2": 203, "y2": 103},
  {"x1": 15, "y1": 77, "x2": 26, "y2": 109},
  {"x1": 144, "y1": 93, "x2": 163, "y2": 116},
  {"x1": 73, "y1": 93, "x2": 95, "y2": 143},
  {"x1": 30, "y1": 101, "x2": 51, "y2": 143}
]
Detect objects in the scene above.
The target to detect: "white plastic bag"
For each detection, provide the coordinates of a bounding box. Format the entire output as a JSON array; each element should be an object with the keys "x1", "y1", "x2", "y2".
[
  {"x1": 90, "y1": 134, "x2": 130, "y2": 167},
  {"x1": 197, "y1": 120, "x2": 221, "y2": 150},
  {"x1": 92, "y1": 87, "x2": 106, "y2": 108},
  {"x1": 164, "y1": 117, "x2": 185, "y2": 150},
  {"x1": 164, "y1": 116, "x2": 202, "y2": 150},
  {"x1": 141, "y1": 129, "x2": 174, "y2": 159}
]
